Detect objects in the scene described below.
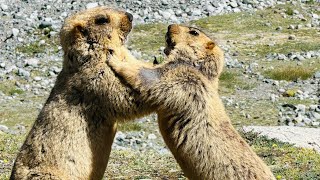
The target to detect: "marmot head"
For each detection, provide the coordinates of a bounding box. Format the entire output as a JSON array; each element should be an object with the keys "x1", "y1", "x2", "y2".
[
  {"x1": 164, "y1": 24, "x2": 224, "y2": 79},
  {"x1": 60, "y1": 7, "x2": 133, "y2": 72}
]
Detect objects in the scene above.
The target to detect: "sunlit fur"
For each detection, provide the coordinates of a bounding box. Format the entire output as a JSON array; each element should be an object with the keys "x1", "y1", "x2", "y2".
[
  {"x1": 108, "y1": 24, "x2": 275, "y2": 180},
  {"x1": 11, "y1": 7, "x2": 152, "y2": 180}
]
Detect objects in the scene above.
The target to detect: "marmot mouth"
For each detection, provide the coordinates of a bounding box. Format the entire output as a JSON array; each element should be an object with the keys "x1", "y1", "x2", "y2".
[{"x1": 164, "y1": 32, "x2": 175, "y2": 56}]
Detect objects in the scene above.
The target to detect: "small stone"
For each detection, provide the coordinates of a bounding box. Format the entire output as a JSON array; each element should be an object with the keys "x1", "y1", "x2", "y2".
[
  {"x1": 312, "y1": 122, "x2": 320, "y2": 127},
  {"x1": 273, "y1": 80, "x2": 280, "y2": 87},
  {"x1": 0, "y1": 125, "x2": 9, "y2": 132},
  {"x1": 278, "y1": 54, "x2": 287, "y2": 60},
  {"x1": 288, "y1": 25, "x2": 295, "y2": 29},
  {"x1": 39, "y1": 40, "x2": 45, "y2": 45},
  {"x1": 33, "y1": 76, "x2": 42, "y2": 81},
  {"x1": 229, "y1": 1, "x2": 238, "y2": 8},
  {"x1": 147, "y1": 134, "x2": 157, "y2": 140},
  {"x1": 265, "y1": 22, "x2": 271, "y2": 27},
  {"x1": 1, "y1": 4, "x2": 8, "y2": 10},
  {"x1": 270, "y1": 94, "x2": 278, "y2": 102},
  {"x1": 86, "y1": 2, "x2": 98, "y2": 9},
  {"x1": 0, "y1": 63, "x2": 5, "y2": 68},
  {"x1": 288, "y1": 35, "x2": 296, "y2": 40},
  {"x1": 25, "y1": 58, "x2": 39, "y2": 67},
  {"x1": 312, "y1": 14, "x2": 319, "y2": 19},
  {"x1": 314, "y1": 71, "x2": 320, "y2": 79},
  {"x1": 192, "y1": 9, "x2": 202, "y2": 16},
  {"x1": 296, "y1": 90, "x2": 303, "y2": 95},
  {"x1": 116, "y1": 131, "x2": 126, "y2": 141},
  {"x1": 296, "y1": 104, "x2": 306, "y2": 113},
  {"x1": 311, "y1": 112, "x2": 320, "y2": 120},
  {"x1": 206, "y1": 5, "x2": 215, "y2": 13},
  {"x1": 161, "y1": 0, "x2": 169, "y2": 6},
  {"x1": 39, "y1": 21, "x2": 52, "y2": 29},
  {"x1": 303, "y1": 117, "x2": 312, "y2": 124},
  {"x1": 276, "y1": 26, "x2": 283, "y2": 31},
  {"x1": 175, "y1": 9, "x2": 183, "y2": 17},
  {"x1": 160, "y1": 11, "x2": 172, "y2": 19},
  {"x1": 293, "y1": 10, "x2": 299, "y2": 15},
  {"x1": 12, "y1": 28, "x2": 19, "y2": 36},
  {"x1": 294, "y1": 55, "x2": 305, "y2": 61},
  {"x1": 17, "y1": 68, "x2": 30, "y2": 78},
  {"x1": 296, "y1": 24, "x2": 303, "y2": 29},
  {"x1": 310, "y1": 105, "x2": 318, "y2": 111},
  {"x1": 288, "y1": 122, "x2": 295, "y2": 126}
]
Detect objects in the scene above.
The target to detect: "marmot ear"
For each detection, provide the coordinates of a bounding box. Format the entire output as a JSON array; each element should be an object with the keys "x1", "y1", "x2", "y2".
[{"x1": 206, "y1": 42, "x2": 215, "y2": 50}]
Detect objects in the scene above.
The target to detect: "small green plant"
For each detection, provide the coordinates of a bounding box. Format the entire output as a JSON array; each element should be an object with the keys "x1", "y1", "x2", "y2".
[
  {"x1": 285, "y1": 7, "x2": 294, "y2": 16},
  {"x1": 264, "y1": 66, "x2": 314, "y2": 81},
  {"x1": 118, "y1": 122, "x2": 143, "y2": 132},
  {"x1": 9, "y1": 88, "x2": 24, "y2": 96},
  {"x1": 0, "y1": 81, "x2": 24, "y2": 96},
  {"x1": 219, "y1": 71, "x2": 256, "y2": 91},
  {"x1": 16, "y1": 42, "x2": 45, "y2": 55},
  {"x1": 305, "y1": 0, "x2": 315, "y2": 4}
]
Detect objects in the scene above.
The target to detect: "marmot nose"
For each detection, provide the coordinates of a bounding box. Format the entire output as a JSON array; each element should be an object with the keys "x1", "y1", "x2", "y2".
[{"x1": 125, "y1": 12, "x2": 133, "y2": 22}]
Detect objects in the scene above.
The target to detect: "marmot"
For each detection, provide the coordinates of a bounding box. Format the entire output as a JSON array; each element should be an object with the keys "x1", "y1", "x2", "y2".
[
  {"x1": 11, "y1": 7, "x2": 152, "y2": 180},
  {"x1": 107, "y1": 24, "x2": 275, "y2": 180}
]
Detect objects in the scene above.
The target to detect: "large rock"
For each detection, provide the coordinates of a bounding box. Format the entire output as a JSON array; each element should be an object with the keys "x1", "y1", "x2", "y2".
[{"x1": 243, "y1": 126, "x2": 320, "y2": 152}]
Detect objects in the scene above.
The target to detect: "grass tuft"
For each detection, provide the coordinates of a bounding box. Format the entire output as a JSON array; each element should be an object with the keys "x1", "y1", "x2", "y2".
[
  {"x1": 219, "y1": 70, "x2": 256, "y2": 92},
  {"x1": 285, "y1": 7, "x2": 294, "y2": 16},
  {"x1": 16, "y1": 42, "x2": 45, "y2": 55},
  {"x1": 118, "y1": 122, "x2": 143, "y2": 132},
  {"x1": 264, "y1": 66, "x2": 314, "y2": 81},
  {"x1": 0, "y1": 81, "x2": 24, "y2": 96}
]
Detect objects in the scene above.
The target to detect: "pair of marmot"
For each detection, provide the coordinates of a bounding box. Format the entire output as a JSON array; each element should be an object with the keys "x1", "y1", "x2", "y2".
[{"x1": 11, "y1": 7, "x2": 275, "y2": 180}]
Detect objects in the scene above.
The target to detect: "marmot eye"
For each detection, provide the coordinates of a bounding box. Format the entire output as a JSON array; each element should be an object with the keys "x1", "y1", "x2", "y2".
[
  {"x1": 189, "y1": 30, "x2": 199, "y2": 36},
  {"x1": 95, "y1": 16, "x2": 109, "y2": 25}
]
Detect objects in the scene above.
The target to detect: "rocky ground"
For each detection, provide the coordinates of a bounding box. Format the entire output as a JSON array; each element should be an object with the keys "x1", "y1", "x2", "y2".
[{"x1": 0, "y1": 0, "x2": 320, "y2": 179}]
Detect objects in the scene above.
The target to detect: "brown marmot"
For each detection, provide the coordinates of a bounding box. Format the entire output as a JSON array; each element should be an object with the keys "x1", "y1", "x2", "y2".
[
  {"x1": 11, "y1": 7, "x2": 153, "y2": 180},
  {"x1": 107, "y1": 24, "x2": 275, "y2": 180}
]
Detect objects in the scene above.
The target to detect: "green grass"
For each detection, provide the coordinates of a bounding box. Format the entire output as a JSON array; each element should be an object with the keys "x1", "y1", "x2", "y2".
[
  {"x1": 251, "y1": 41, "x2": 320, "y2": 58},
  {"x1": 264, "y1": 66, "x2": 315, "y2": 81},
  {"x1": 0, "y1": 134, "x2": 24, "y2": 180},
  {"x1": 278, "y1": 97, "x2": 314, "y2": 106},
  {"x1": 118, "y1": 122, "x2": 143, "y2": 132},
  {"x1": 0, "y1": 96, "x2": 43, "y2": 127},
  {"x1": 285, "y1": 7, "x2": 294, "y2": 16},
  {"x1": 105, "y1": 149, "x2": 185, "y2": 179},
  {"x1": 15, "y1": 33, "x2": 59, "y2": 57},
  {"x1": 228, "y1": 99, "x2": 278, "y2": 126},
  {"x1": 241, "y1": 130, "x2": 320, "y2": 179},
  {"x1": 128, "y1": 4, "x2": 319, "y2": 60},
  {"x1": 0, "y1": 81, "x2": 24, "y2": 96},
  {"x1": 192, "y1": 4, "x2": 305, "y2": 34},
  {"x1": 219, "y1": 70, "x2": 257, "y2": 93},
  {"x1": 129, "y1": 23, "x2": 167, "y2": 56},
  {"x1": 16, "y1": 42, "x2": 46, "y2": 55}
]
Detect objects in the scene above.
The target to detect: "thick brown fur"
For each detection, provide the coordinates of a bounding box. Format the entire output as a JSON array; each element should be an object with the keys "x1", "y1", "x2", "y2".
[
  {"x1": 108, "y1": 24, "x2": 275, "y2": 180},
  {"x1": 11, "y1": 7, "x2": 153, "y2": 180}
]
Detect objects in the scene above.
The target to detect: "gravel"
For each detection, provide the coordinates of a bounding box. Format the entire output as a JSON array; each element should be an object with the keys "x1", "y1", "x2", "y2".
[{"x1": 0, "y1": 0, "x2": 319, "y2": 153}]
